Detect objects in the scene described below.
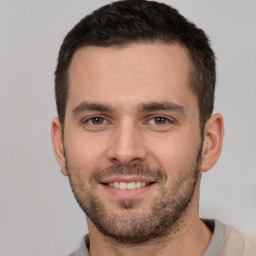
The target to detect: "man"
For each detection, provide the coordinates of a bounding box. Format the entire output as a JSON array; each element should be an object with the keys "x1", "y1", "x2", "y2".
[{"x1": 51, "y1": 0, "x2": 256, "y2": 255}]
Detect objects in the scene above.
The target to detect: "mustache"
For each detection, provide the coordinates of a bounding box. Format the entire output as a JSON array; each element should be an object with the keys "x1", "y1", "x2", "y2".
[{"x1": 89, "y1": 164, "x2": 167, "y2": 184}]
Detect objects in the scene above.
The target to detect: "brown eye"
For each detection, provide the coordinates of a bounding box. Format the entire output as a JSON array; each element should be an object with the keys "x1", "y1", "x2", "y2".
[
  {"x1": 153, "y1": 116, "x2": 168, "y2": 125},
  {"x1": 89, "y1": 117, "x2": 105, "y2": 125},
  {"x1": 81, "y1": 116, "x2": 112, "y2": 131}
]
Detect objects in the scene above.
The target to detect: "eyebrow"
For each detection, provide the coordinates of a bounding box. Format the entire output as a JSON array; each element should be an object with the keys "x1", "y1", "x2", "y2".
[
  {"x1": 138, "y1": 102, "x2": 185, "y2": 114},
  {"x1": 72, "y1": 101, "x2": 114, "y2": 115},
  {"x1": 72, "y1": 101, "x2": 185, "y2": 116}
]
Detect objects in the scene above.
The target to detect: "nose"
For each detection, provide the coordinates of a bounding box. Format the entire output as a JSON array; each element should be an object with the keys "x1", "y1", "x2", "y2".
[{"x1": 107, "y1": 121, "x2": 147, "y2": 166}]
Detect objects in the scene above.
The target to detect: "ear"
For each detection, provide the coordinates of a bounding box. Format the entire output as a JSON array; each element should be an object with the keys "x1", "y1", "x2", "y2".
[
  {"x1": 51, "y1": 117, "x2": 68, "y2": 176},
  {"x1": 200, "y1": 113, "x2": 224, "y2": 172}
]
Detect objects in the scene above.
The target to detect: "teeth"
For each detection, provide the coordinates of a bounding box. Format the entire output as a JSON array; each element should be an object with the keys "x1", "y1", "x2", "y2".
[
  {"x1": 136, "y1": 182, "x2": 142, "y2": 188},
  {"x1": 108, "y1": 181, "x2": 150, "y2": 189},
  {"x1": 127, "y1": 182, "x2": 135, "y2": 190},
  {"x1": 114, "y1": 181, "x2": 120, "y2": 189},
  {"x1": 120, "y1": 182, "x2": 127, "y2": 189}
]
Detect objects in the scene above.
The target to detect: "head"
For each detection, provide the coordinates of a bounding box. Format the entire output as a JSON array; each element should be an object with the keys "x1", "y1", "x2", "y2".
[
  {"x1": 55, "y1": 0, "x2": 216, "y2": 133},
  {"x1": 52, "y1": 0, "x2": 223, "y2": 245}
]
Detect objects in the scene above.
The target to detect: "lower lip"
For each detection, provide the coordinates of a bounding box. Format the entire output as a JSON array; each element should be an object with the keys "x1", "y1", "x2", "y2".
[{"x1": 101, "y1": 183, "x2": 155, "y2": 199}]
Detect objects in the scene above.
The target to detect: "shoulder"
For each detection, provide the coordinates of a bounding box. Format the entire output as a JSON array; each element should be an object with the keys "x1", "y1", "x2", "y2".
[
  {"x1": 223, "y1": 225, "x2": 256, "y2": 255},
  {"x1": 202, "y1": 219, "x2": 256, "y2": 256}
]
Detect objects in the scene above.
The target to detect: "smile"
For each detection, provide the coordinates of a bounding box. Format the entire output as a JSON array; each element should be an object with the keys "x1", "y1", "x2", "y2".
[
  {"x1": 100, "y1": 177, "x2": 156, "y2": 198},
  {"x1": 108, "y1": 181, "x2": 151, "y2": 190}
]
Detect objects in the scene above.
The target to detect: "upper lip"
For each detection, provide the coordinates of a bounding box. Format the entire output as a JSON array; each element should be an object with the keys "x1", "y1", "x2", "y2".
[{"x1": 100, "y1": 175, "x2": 156, "y2": 184}]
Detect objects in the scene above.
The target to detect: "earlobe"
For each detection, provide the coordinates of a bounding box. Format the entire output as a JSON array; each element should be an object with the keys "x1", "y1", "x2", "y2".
[
  {"x1": 200, "y1": 113, "x2": 224, "y2": 172},
  {"x1": 51, "y1": 117, "x2": 68, "y2": 176}
]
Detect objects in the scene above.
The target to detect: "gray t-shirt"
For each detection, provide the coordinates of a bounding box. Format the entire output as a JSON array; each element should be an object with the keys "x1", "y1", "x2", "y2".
[{"x1": 69, "y1": 219, "x2": 256, "y2": 256}]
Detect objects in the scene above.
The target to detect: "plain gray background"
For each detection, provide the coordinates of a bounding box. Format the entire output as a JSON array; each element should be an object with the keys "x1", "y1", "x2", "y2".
[{"x1": 0, "y1": 1, "x2": 255, "y2": 255}]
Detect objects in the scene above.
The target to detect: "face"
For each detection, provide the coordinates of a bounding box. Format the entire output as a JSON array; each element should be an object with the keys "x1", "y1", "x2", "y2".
[{"x1": 56, "y1": 43, "x2": 204, "y2": 244}]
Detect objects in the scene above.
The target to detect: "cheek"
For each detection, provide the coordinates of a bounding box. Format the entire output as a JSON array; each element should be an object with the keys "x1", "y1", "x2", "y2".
[
  {"x1": 147, "y1": 133, "x2": 200, "y2": 173},
  {"x1": 64, "y1": 131, "x2": 108, "y2": 174}
]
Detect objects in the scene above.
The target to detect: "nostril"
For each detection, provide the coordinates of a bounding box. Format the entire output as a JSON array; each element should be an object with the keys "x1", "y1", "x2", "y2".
[
  {"x1": 110, "y1": 157, "x2": 122, "y2": 165},
  {"x1": 109, "y1": 155, "x2": 144, "y2": 166}
]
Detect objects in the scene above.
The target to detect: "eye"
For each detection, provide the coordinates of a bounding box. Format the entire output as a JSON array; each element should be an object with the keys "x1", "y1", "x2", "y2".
[
  {"x1": 148, "y1": 116, "x2": 171, "y2": 125},
  {"x1": 81, "y1": 115, "x2": 112, "y2": 131},
  {"x1": 85, "y1": 116, "x2": 107, "y2": 125}
]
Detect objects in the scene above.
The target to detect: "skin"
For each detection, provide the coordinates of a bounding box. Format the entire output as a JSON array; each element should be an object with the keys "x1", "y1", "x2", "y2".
[{"x1": 52, "y1": 43, "x2": 224, "y2": 256}]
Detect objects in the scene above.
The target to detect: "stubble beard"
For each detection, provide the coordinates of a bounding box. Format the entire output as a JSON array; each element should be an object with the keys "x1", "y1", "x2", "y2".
[{"x1": 65, "y1": 149, "x2": 202, "y2": 245}]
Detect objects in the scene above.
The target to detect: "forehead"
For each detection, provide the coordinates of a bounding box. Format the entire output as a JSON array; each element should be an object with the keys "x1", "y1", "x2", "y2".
[
  {"x1": 67, "y1": 42, "x2": 196, "y2": 112},
  {"x1": 69, "y1": 42, "x2": 191, "y2": 80}
]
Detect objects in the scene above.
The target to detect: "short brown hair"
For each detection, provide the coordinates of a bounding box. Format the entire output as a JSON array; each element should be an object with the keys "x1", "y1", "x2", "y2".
[{"x1": 55, "y1": 0, "x2": 216, "y2": 132}]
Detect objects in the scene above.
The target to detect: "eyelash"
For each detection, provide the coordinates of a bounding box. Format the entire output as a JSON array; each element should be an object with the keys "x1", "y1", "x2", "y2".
[
  {"x1": 82, "y1": 115, "x2": 174, "y2": 126},
  {"x1": 82, "y1": 116, "x2": 110, "y2": 125},
  {"x1": 147, "y1": 116, "x2": 174, "y2": 125}
]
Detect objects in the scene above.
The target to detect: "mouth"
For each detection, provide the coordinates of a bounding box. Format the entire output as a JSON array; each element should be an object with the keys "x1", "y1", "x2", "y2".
[
  {"x1": 103, "y1": 181, "x2": 154, "y2": 190},
  {"x1": 99, "y1": 176, "x2": 156, "y2": 199}
]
